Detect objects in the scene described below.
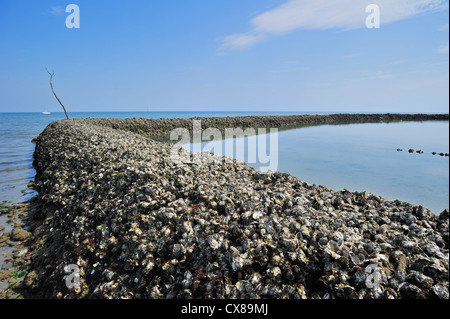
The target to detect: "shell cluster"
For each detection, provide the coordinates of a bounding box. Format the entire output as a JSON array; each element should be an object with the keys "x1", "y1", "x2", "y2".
[{"x1": 24, "y1": 118, "x2": 448, "y2": 299}]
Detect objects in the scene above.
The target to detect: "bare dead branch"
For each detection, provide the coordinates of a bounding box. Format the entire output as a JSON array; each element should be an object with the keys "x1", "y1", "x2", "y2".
[{"x1": 46, "y1": 68, "x2": 69, "y2": 120}]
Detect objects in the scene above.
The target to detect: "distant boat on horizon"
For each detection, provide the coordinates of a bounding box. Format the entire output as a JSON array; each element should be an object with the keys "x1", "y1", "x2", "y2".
[{"x1": 42, "y1": 111, "x2": 51, "y2": 115}]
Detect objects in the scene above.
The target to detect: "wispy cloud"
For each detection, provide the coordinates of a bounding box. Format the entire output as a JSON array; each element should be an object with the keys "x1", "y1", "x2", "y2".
[
  {"x1": 50, "y1": 6, "x2": 64, "y2": 16},
  {"x1": 439, "y1": 23, "x2": 449, "y2": 30},
  {"x1": 221, "y1": 33, "x2": 267, "y2": 51},
  {"x1": 434, "y1": 21, "x2": 448, "y2": 54},
  {"x1": 342, "y1": 53, "x2": 361, "y2": 59},
  {"x1": 437, "y1": 44, "x2": 449, "y2": 53},
  {"x1": 385, "y1": 60, "x2": 408, "y2": 66},
  {"x1": 219, "y1": 0, "x2": 449, "y2": 51}
]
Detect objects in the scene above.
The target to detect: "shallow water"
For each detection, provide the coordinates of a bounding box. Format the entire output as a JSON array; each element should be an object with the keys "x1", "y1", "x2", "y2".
[{"x1": 0, "y1": 215, "x2": 13, "y2": 234}]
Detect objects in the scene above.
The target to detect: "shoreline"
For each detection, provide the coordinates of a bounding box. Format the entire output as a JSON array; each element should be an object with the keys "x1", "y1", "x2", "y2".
[
  {"x1": 2, "y1": 113, "x2": 449, "y2": 299},
  {"x1": 0, "y1": 202, "x2": 32, "y2": 299}
]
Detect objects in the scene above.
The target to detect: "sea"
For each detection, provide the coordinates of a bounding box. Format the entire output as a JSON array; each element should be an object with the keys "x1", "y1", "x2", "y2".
[{"x1": 0, "y1": 111, "x2": 448, "y2": 214}]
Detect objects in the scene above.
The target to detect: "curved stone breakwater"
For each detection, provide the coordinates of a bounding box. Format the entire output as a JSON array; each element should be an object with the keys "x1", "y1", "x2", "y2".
[
  {"x1": 67, "y1": 113, "x2": 449, "y2": 141},
  {"x1": 23, "y1": 114, "x2": 449, "y2": 299}
]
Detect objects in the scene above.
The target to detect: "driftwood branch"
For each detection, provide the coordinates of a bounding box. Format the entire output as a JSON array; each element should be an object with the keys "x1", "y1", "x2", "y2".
[{"x1": 46, "y1": 68, "x2": 69, "y2": 120}]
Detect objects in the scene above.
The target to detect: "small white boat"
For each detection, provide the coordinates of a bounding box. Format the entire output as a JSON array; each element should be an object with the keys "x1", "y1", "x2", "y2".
[{"x1": 42, "y1": 111, "x2": 51, "y2": 115}]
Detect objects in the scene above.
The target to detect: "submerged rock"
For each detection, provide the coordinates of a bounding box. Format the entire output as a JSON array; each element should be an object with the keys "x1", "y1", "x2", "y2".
[{"x1": 9, "y1": 227, "x2": 31, "y2": 242}]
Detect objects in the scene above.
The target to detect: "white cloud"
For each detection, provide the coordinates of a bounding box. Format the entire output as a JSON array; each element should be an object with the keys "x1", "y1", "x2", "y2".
[
  {"x1": 439, "y1": 23, "x2": 449, "y2": 30},
  {"x1": 221, "y1": 33, "x2": 267, "y2": 51},
  {"x1": 220, "y1": 0, "x2": 449, "y2": 50},
  {"x1": 50, "y1": 6, "x2": 64, "y2": 16},
  {"x1": 437, "y1": 44, "x2": 449, "y2": 53}
]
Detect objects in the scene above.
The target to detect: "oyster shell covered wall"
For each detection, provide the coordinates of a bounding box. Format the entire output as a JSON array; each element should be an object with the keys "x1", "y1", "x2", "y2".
[{"x1": 24, "y1": 114, "x2": 449, "y2": 299}]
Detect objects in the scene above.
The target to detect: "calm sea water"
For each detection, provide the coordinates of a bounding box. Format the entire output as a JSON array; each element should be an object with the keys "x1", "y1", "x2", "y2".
[
  {"x1": 278, "y1": 122, "x2": 449, "y2": 213},
  {"x1": 186, "y1": 121, "x2": 449, "y2": 214},
  {"x1": 0, "y1": 112, "x2": 448, "y2": 214}
]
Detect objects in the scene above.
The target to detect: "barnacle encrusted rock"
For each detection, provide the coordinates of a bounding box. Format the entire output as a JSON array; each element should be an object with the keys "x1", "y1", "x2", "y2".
[
  {"x1": 10, "y1": 227, "x2": 31, "y2": 242},
  {"x1": 23, "y1": 115, "x2": 449, "y2": 299}
]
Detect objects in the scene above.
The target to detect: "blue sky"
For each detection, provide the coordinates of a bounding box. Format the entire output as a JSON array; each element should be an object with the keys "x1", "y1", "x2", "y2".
[{"x1": 0, "y1": 0, "x2": 448, "y2": 113}]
